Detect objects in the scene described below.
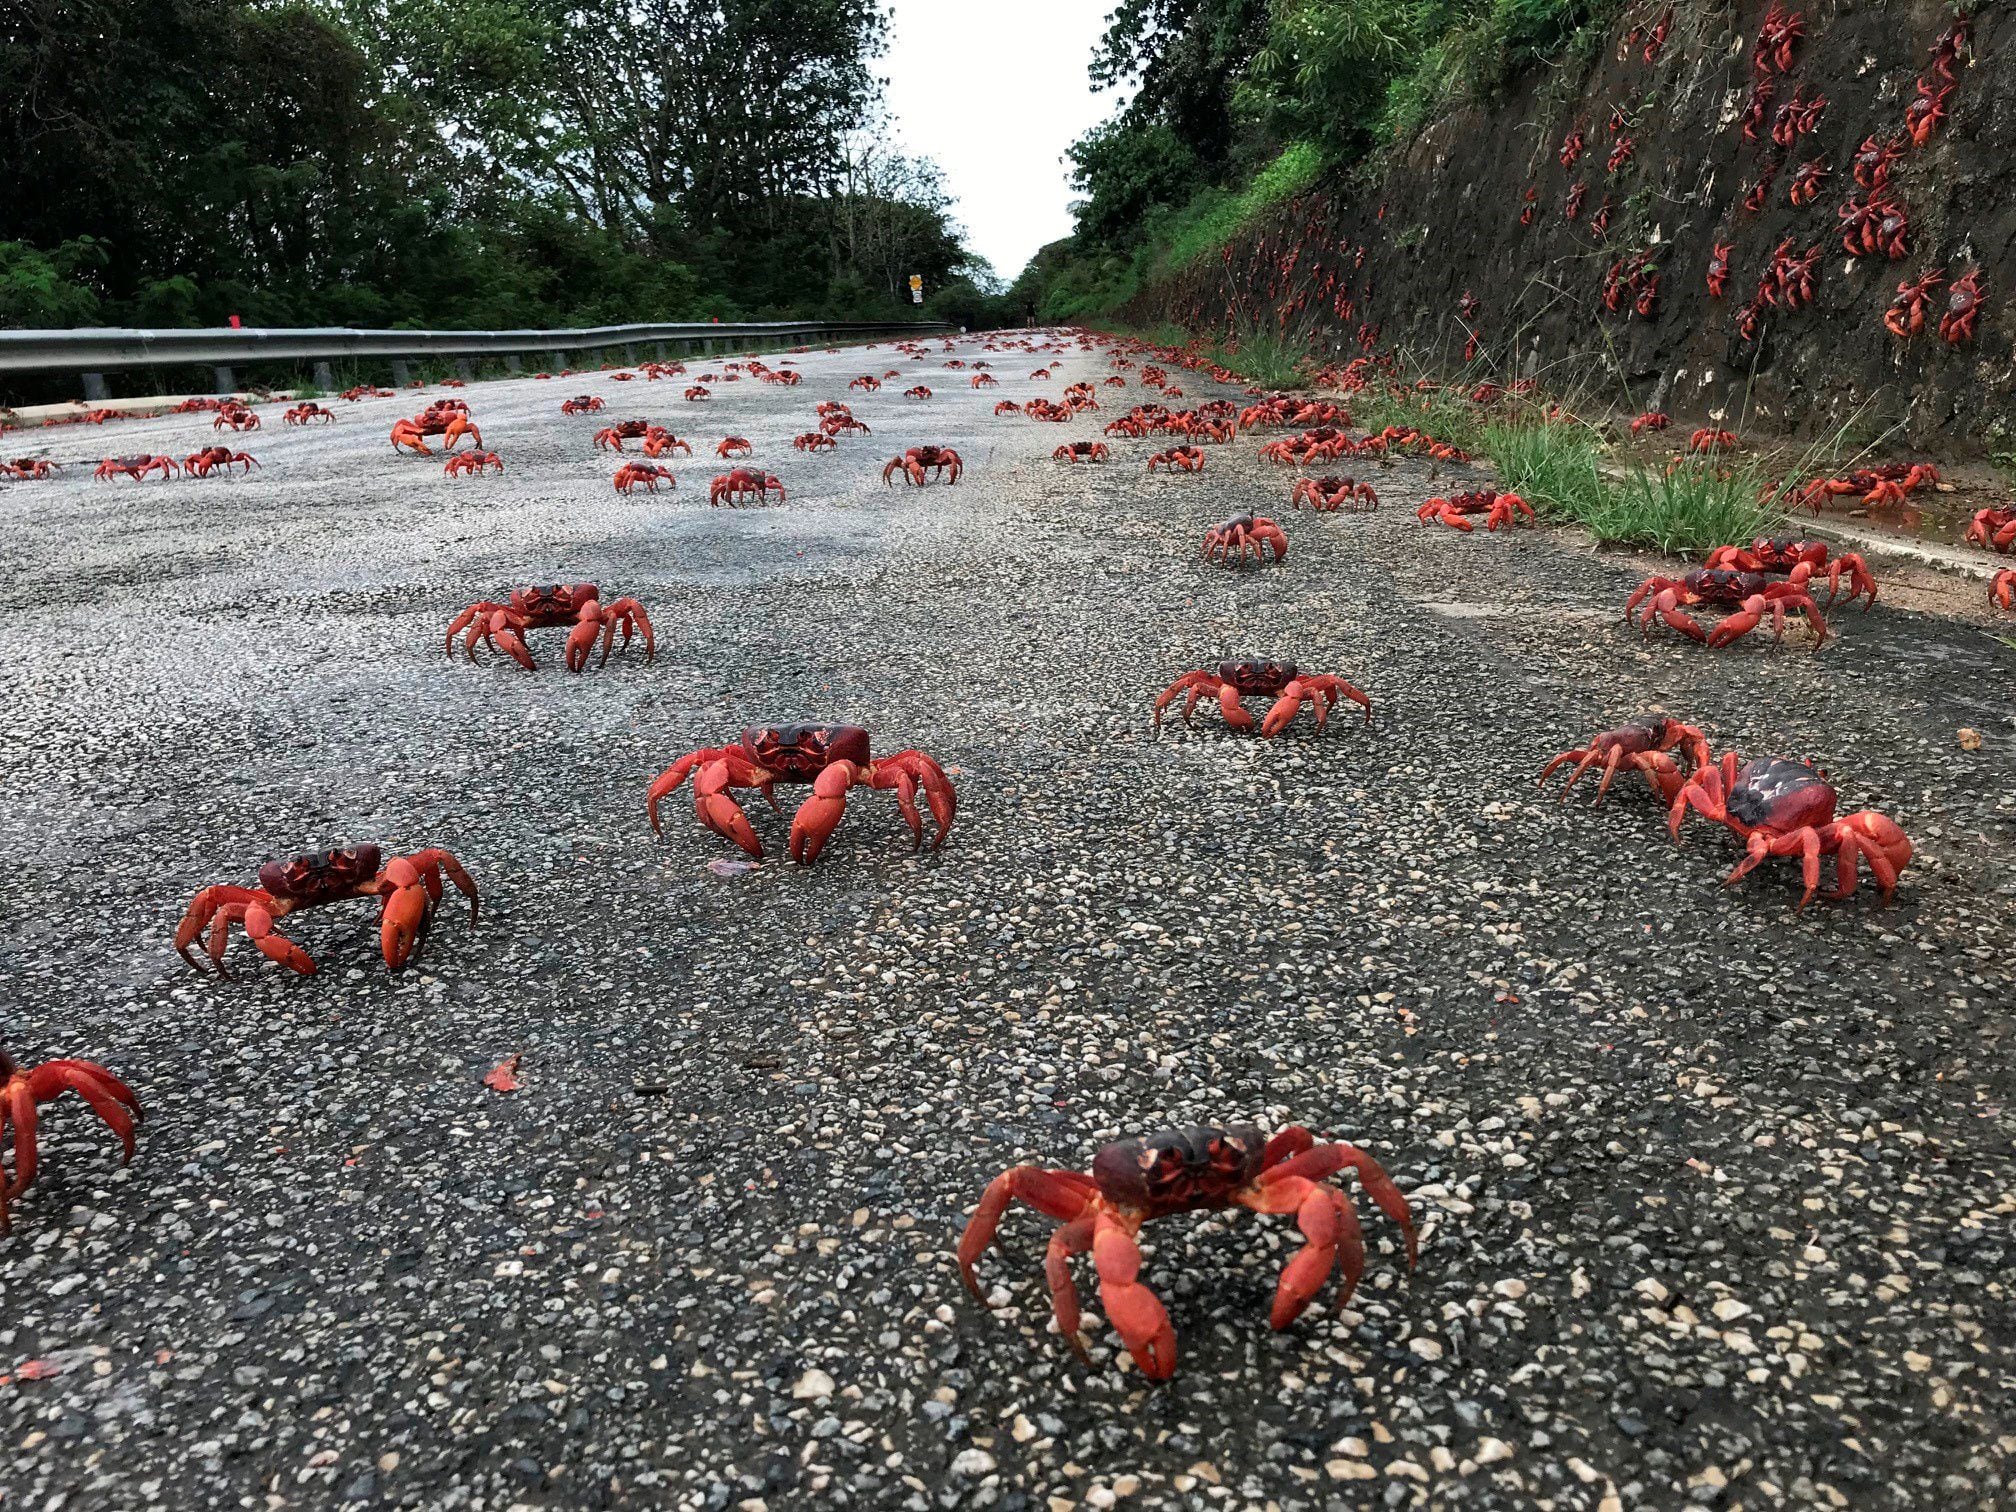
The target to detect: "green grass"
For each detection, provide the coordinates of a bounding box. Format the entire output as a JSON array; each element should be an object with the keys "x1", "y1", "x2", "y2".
[
  {"x1": 1161, "y1": 142, "x2": 1327, "y2": 272},
  {"x1": 1351, "y1": 386, "x2": 1490, "y2": 456},
  {"x1": 1483, "y1": 415, "x2": 1777, "y2": 552},
  {"x1": 1204, "y1": 328, "x2": 1316, "y2": 389}
]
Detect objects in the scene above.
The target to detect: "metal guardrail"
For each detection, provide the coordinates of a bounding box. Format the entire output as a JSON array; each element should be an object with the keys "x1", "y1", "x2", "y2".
[{"x1": 0, "y1": 319, "x2": 956, "y2": 392}]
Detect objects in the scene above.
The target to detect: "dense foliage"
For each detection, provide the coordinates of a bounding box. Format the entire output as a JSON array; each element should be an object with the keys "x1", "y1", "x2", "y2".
[
  {"x1": 0, "y1": 0, "x2": 1003, "y2": 330},
  {"x1": 1030, "y1": 0, "x2": 1612, "y2": 321}
]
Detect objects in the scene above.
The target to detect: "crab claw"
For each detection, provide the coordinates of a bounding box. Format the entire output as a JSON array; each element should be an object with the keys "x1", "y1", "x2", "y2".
[
  {"x1": 788, "y1": 760, "x2": 859, "y2": 864},
  {"x1": 1093, "y1": 1217, "x2": 1177, "y2": 1380}
]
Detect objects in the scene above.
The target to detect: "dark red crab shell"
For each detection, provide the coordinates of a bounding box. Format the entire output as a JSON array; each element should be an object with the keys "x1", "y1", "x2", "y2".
[
  {"x1": 1217, "y1": 657, "x2": 1297, "y2": 696},
  {"x1": 258, "y1": 844, "x2": 381, "y2": 902},
  {"x1": 512, "y1": 583, "x2": 596, "y2": 617},
  {"x1": 1090, "y1": 1123, "x2": 1267, "y2": 1213},
  {"x1": 1686, "y1": 568, "x2": 1770, "y2": 604},
  {"x1": 1726, "y1": 756, "x2": 1836, "y2": 832},
  {"x1": 738, "y1": 723, "x2": 870, "y2": 780}
]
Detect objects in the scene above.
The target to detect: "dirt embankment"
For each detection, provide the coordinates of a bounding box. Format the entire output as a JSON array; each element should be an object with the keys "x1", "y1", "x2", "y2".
[{"x1": 1130, "y1": 1, "x2": 2015, "y2": 455}]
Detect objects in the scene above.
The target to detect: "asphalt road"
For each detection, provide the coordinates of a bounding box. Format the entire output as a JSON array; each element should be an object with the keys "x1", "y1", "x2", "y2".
[{"x1": 1, "y1": 333, "x2": 2011, "y2": 1512}]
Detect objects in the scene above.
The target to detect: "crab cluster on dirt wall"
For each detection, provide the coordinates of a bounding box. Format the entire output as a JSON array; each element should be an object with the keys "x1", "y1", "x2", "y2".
[{"x1": 1130, "y1": 2, "x2": 2013, "y2": 454}]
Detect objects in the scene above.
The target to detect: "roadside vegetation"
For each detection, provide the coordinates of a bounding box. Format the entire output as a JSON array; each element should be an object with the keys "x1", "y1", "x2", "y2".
[{"x1": 0, "y1": 0, "x2": 1016, "y2": 345}]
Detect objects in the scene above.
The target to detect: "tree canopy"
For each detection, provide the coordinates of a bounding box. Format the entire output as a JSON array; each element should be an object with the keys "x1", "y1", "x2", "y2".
[{"x1": 0, "y1": 0, "x2": 1000, "y2": 329}]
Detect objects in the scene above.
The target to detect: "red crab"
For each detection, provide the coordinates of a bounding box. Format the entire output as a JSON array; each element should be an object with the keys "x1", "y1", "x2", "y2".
[
  {"x1": 1607, "y1": 137, "x2": 1635, "y2": 175},
  {"x1": 882, "y1": 446, "x2": 962, "y2": 485},
  {"x1": 4, "y1": 457, "x2": 59, "y2": 479},
  {"x1": 1690, "y1": 428, "x2": 1738, "y2": 454},
  {"x1": 93, "y1": 454, "x2": 178, "y2": 481},
  {"x1": 390, "y1": 411, "x2": 481, "y2": 455},
  {"x1": 1787, "y1": 159, "x2": 1829, "y2": 207},
  {"x1": 182, "y1": 446, "x2": 259, "y2": 478},
  {"x1": 642, "y1": 428, "x2": 691, "y2": 459},
  {"x1": 1796, "y1": 463, "x2": 1941, "y2": 512},
  {"x1": 1202, "y1": 514, "x2": 1287, "y2": 565},
  {"x1": 1994, "y1": 571, "x2": 2016, "y2": 612},
  {"x1": 1565, "y1": 182, "x2": 1588, "y2": 221},
  {"x1": 683, "y1": 386, "x2": 711, "y2": 402},
  {"x1": 1625, "y1": 568, "x2": 1828, "y2": 649},
  {"x1": 1703, "y1": 538, "x2": 1876, "y2": 607},
  {"x1": 0, "y1": 1047, "x2": 141, "y2": 1236},
  {"x1": 1928, "y1": 15, "x2": 1970, "y2": 82},
  {"x1": 1885, "y1": 269, "x2": 1947, "y2": 338},
  {"x1": 1147, "y1": 446, "x2": 1205, "y2": 473},
  {"x1": 904, "y1": 386, "x2": 932, "y2": 400},
  {"x1": 1053, "y1": 441, "x2": 1109, "y2": 463},
  {"x1": 993, "y1": 400, "x2": 1022, "y2": 416},
  {"x1": 1630, "y1": 412, "x2": 1671, "y2": 436},
  {"x1": 560, "y1": 395, "x2": 604, "y2": 415},
  {"x1": 1289, "y1": 475, "x2": 1378, "y2": 511},
  {"x1": 1904, "y1": 78, "x2": 1953, "y2": 147},
  {"x1": 710, "y1": 468, "x2": 785, "y2": 505},
  {"x1": 613, "y1": 462, "x2": 677, "y2": 494},
  {"x1": 283, "y1": 402, "x2": 335, "y2": 426},
  {"x1": 1853, "y1": 135, "x2": 1905, "y2": 190},
  {"x1": 647, "y1": 724, "x2": 955, "y2": 864},
  {"x1": 1560, "y1": 126, "x2": 1586, "y2": 168},
  {"x1": 1770, "y1": 84, "x2": 1825, "y2": 147},
  {"x1": 1939, "y1": 270, "x2": 1984, "y2": 345},
  {"x1": 1966, "y1": 508, "x2": 2016, "y2": 554},
  {"x1": 1153, "y1": 657, "x2": 1371, "y2": 736},
  {"x1": 849, "y1": 375, "x2": 882, "y2": 392},
  {"x1": 1669, "y1": 755, "x2": 1911, "y2": 908},
  {"x1": 176, "y1": 844, "x2": 478, "y2": 977},
  {"x1": 1753, "y1": 3, "x2": 1804, "y2": 74},
  {"x1": 1839, "y1": 193, "x2": 1910, "y2": 261},
  {"x1": 793, "y1": 431, "x2": 837, "y2": 451},
  {"x1": 1417, "y1": 491, "x2": 1534, "y2": 533},
  {"x1": 957, "y1": 1122, "x2": 1415, "y2": 1380},
  {"x1": 716, "y1": 436, "x2": 753, "y2": 458},
  {"x1": 594, "y1": 420, "x2": 652, "y2": 451},
  {"x1": 443, "y1": 450, "x2": 503, "y2": 477},
  {"x1": 822, "y1": 413, "x2": 871, "y2": 437},
  {"x1": 1759, "y1": 239, "x2": 1821, "y2": 311},
  {"x1": 212, "y1": 404, "x2": 260, "y2": 432},
  {"x1": 1706, "y1": 243, "x2": 1734, "y2": 299},
  {"x1": 1540, "y1": 715, "x2": 1711, "y2": 806},
  {"x1": 446, "y1": 583, "x2": 652, "y2": 672}
]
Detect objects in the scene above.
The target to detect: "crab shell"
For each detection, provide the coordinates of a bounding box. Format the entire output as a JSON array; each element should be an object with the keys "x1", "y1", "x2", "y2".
[
  {"x1": 1217, "y1": 658, "x2": 1297, "y2": 696},
  {"x1": 1726, "y1": 756, "x2": 1837, "y2": 832},
  {"x1": 737, "y1": 724, "x2": 871, "y2": 781},
  {"x1": 258, "y1": 844, "x2": 382, "y2": 903},
  {"x1": 1089, "y1": 1123, "x2": 1267, "y2": 1212}
]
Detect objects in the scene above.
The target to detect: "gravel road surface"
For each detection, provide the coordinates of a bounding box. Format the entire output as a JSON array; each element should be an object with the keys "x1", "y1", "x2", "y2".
[{"x1": 1, "y1": 334, "x2": 2011, "y2": 1511}]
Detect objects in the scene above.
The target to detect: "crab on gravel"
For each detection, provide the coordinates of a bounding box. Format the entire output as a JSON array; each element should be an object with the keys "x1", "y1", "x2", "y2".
[
  {"x1": 958, "y1": 1123, "x2": 1416, "y2": 1379},
  {"x1": 1154, "y1": 658, "x2": 1371, "y2": 735},
  {"x1": 1, "y1": 1045, "x2": 141, "y2": 1235},
  {"x1": 175, "y1": 844, "x2": 478, "y2": 977},
  {"x1": 1669, "y1": 753, "x2": 1912, "y2": 908},
  {"x1": 1289, "y1": 475, "x2": 1378, "y2": 511},
  {"x1": 1416, "y1": 491, "x2": 1533, "y2": 532},
  {"x1": 1202, "y1": 514, "x2": 1287, "y2": 566},
  {"x1": 1539, "y1": 715, "x2": 1711, "y2": 805},
  {"x1": 1625, "y1": 569, "x2": 1828, "y2": 650},
  {"x1": 647, "y1": 724, "x2": 955, "y2": 864},
  {"x1": 882, "y1": 446, "x2": 962, "y2": 486},
  {"x1": 444, "y1": 583, "x2": 653, "y2": 672}
]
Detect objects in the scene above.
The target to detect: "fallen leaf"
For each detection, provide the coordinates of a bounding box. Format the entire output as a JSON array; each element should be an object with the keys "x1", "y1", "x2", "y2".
[
  {"x1": 706, "y1": 858, "x2": 758, "y2": 877},
  {"x1": 1958, "y1": 727, "x2": 1983, "y2": 751},
  {"x1": 483, "y1": 1053, "x2": 523, "y2": 1094}
]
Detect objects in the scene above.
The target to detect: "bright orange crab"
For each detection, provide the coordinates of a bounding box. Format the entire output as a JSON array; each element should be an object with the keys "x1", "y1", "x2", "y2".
[
  {"x1": 1, "y1": 1046, "x2": 141, "y2": 1234},
  {"x1": 958, "y1": 1123, "x2": 1416, "y2": 1379}
]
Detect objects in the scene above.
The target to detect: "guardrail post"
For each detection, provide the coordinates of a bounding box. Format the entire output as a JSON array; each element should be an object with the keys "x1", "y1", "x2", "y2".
[
  {"x1": 505, "y1": 354, "x2": 521, "y2": 374},
  {"x1": 391, "y1": 359, "x2": 412, "y2": 387},
  {"x1": 456, "y1": 358, "x2": 475, "y2": 381},
  {"x1": 213, "y1": 365, "x2": 236, "y2": 395},
  {"x1": 312, "y1": 361, "x2": 336, "y2": 392},
  {"x1": 623, "y1": 344, "x2": 637, "y2": 365},
  {"x1": 654, "y1": 342, "x2": 668, "y2": 361},
  {"x1": 82, "y1": 372, "x2": 109, "y2": 402}
]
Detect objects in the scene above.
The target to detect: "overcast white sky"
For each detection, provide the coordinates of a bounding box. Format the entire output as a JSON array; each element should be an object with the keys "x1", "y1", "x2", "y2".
[{"x1": 881, "y1": 2, "x2": 1126, "y2": 282}]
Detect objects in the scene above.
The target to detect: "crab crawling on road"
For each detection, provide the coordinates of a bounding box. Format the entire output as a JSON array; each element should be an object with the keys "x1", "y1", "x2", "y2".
[
  {"x1": 183, "y1": 446, "x2": 259, "y2": 478},
  {"x1": 560, "y1": 395, "x2": 605, "y2": 415},
  {"x1": 3, "y1": 457, "x2": 59, "y2": 479},
  {"x1": 1053, "y1": 441, "x2": 1109, "y2": 464},
  {"x1": 594, "y1": 420, "x2": 652, "y2": 451},
  {"x1": 445, "y1": 583, "x2": 653, "y2": 672},
  {"x1": 716, "y1": 436, "x2": 753, "y2": 458},
  {"x1": 1670, "y1": 753, "x2": 1911, "y2": 908},
  {"x1": 283, "y1": 402, "x2": 335, "y2": 426},
  {"x1": 647, "y1": 724, "x2": 955, "y2": 864},
  {"x1": 1703, "y1": 538, "x2": 1875, "y2": 607},
  {"x1": 882, "y1": 446, "x2": 962, "y2": 486},
  {"x1": 1154, "y1": 658, "x2": 1371, "y2": 736},
  {"x1": 1147, "y1": 446, "x2": 1205, "y2": 473},
  {"x1": 1417, "y1": 491, "x2": 1533, "y2": 532},
  {"x1": 958, "y1": 1123, "x2": 1416, "y2": 1380},
  {"x1": 1626, "y1": 568, "x2": 1828, "y2": 649},
  {"x1": 710, "y1": 468, "x2": 786, "y2": 506},
  {"x1": 1, "y1": 1046, "x2": 141, "y2": 1235},
  {"x1": 94, "y1": 454, "x2": 178, "y2": 481},
  {"x1": 1540, "y1": 715, "x2": 1710, "y2": 805},
  {"x1": 1202, "y1": 514, "x2": 1287, "y2": 566},
  {"x1": 175, "y1": 844, "x2": 478, "y2": 977},
  {"x1": 613, "y1": 462, "x2": 676, "y2": 494},
  {"x1": 1289, "y1": 475, "x2": 1378, "y2": 511},
  {"x1": 443, "y1": 449, "x2": 504, "y2": 477},
  {"x1": 793, "y1": 431, "x2": 837, "y2": 452}
]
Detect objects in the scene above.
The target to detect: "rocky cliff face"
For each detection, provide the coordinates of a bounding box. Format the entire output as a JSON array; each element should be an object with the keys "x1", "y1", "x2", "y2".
[{"x1": 1131, "y1": 1, "x2": 2013, "y2": 455}]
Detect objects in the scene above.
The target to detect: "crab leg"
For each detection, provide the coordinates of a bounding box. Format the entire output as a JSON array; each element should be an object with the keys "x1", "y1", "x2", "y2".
[
  {"x1": 1092, "y1": 1211, "x2": 1177, "y2": 1379},
  {"x1": 485, "y1": 610, "x2": 537, "y2": 670},
  {"x1": 789, "y1": 760, "x2": 859, "y2": 864},
  {"x1": 1239, "y1": 1173, "x2": 1367, "y2": 1325},
  {"x1": 243, "y1": 900, "x2": 318, "y2": 974},
  {"x1": 174, "y1": 884, "x2": 265, "y2": 973},
  {"x1": 2, "y1": 1078, "x2": 40, "y2": 1205},
  {"x1": 956, "y1": 1165, "x2": 1099, "y2": 1299},
  {"x1": 25, "y1": 1062, "x2": 140, "y2": 1172},
  {"x1": 872, "y1": 752, "x2": 956, "y2": 849},
  {"x1": 1217, "y1": 684, "x2": 1256, "y2": 730},
  {"x1": 1258, "y1": 1140, "x2": 1418, "y2": 1267},
  {"x1": 1152, "y1": 672, "x2": 1219, "y2": 729},
  {"x1": 1044, "y1": 1213, "x2": 1098, "y2": 1361}
]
